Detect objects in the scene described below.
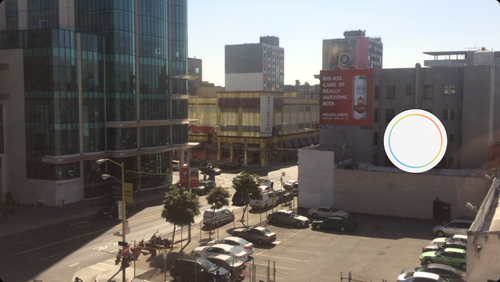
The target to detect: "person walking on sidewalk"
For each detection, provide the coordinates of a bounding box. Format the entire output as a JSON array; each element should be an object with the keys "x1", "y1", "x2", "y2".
[{"x1": 213, "y1": 270, "x2": 223, "y2": 282}]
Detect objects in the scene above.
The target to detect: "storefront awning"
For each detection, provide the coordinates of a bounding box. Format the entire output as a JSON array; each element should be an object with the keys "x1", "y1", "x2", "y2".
[
  {"x1": 291, "y1": 139, "x2": 300, "y2": 147},
  {"x1": 284, "y1": 139, "x2": 293, "y2": 148},
  {"x1": 306, "y1": 136, "x2": 314, "y2": 145},
  {"x1": 312, "y1": 135, "x2": 319, "y2": 144},
  {"x1": 299, "y1": 138, "x2": 307, "y2": 146}
]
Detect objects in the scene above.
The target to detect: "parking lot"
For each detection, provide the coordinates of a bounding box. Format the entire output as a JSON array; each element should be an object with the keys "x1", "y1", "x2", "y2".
[{"x1": 224, "y1": 212, "x2": 439, "y2": 281}]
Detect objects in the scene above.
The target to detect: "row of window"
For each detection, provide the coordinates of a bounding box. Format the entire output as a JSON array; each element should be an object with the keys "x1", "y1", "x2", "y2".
[{"x1": 375, "y1": 84, "x2": 458, "y2": 99}]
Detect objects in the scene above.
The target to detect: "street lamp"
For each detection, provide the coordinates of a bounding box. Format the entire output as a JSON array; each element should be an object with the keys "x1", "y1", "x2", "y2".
[{"x1": 96, "y1": 158, "x2": 127, "y2": 281}]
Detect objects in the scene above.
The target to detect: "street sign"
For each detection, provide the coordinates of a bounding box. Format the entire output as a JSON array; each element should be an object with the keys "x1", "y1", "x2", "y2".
[{"x1": 121, "y1": 245, "x2": 130, "y2": 257}]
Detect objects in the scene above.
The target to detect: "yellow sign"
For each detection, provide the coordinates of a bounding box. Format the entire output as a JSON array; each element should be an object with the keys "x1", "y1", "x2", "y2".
[{"x1": 124, "y1": 182, "x2": 134, "y2": 203}]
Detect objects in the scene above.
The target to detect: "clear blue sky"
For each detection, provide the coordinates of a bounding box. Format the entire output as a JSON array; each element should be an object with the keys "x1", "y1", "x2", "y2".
[{"x1": 188, "y1": 0, "x2": 500, "y2": 87}]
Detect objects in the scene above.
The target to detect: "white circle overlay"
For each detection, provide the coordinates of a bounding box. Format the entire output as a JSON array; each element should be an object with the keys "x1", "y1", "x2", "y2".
[{"x1": 383, "y1": 109, "x2": 447, "y2": 173}]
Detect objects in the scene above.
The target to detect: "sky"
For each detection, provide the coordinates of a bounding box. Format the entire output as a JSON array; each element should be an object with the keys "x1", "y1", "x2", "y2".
[{"x1": 188, "y1": 0, "x2": 500, "y2": 87}]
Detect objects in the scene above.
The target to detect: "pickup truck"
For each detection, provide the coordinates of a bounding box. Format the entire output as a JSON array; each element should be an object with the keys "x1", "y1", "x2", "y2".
[{"x1": 311, "y1": 216, "x2": 357, "y2": 232}]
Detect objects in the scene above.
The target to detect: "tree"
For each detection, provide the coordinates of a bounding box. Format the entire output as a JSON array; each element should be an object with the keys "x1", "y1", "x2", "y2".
[
  {"x1": 232, "y1": 171, "x2": 262, "y2": 225},
  {"x1": 206, "y1": 186, "x2": 231, "y2": 238},
  {"x1": 161, "y1": 185, "x2": 201, "y2": 250}
]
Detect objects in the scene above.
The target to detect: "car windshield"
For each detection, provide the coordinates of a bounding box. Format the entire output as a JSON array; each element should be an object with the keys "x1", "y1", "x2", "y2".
[
  {"x1": 230, "y1": 246, "x2": 242, "y2": 254},
  {"x1": 262, "y1": 228, "x2": 273, "y2": 235},
  {"x1": 329, "y1": 207, "x2": 339, "y2": 212},
  {"x1": 198, "y1": 258, "x2": 219, "y2": 273}
]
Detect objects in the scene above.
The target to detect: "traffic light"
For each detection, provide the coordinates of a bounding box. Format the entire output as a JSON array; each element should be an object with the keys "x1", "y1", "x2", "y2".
[{"x1": 207, "y1": 133, "x2": 213, "y2": 145}]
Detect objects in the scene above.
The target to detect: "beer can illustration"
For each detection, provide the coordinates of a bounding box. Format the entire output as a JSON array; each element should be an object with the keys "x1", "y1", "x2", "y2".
[{"x1": 353, "y1": 75, "x2": 369, "y2": 119}]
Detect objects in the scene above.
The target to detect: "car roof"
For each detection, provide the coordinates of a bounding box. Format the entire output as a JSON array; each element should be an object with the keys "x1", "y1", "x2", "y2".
[
  {"x1": 211, "y1": 243, "x2": 238, "y2": 250},
  {"x1": 205, "y1": 207, "x2": 230, "y2": 213},
  {"x1": 222, "y1": 236, "x2": 245, "y2": 242},
  {"x1": 452, "y1": 234, "x2": 468, "y2": 239},
  {"x1": 255, "y1": 226, "x2": 266, "y2": 231},
  {"x1": 413, "y1": 272, "x2": 441, "y2": 279},
  {"x1": 207, "y1": 253, "x2": 233, "y2": 260},
  {"x1": 426, "y1": 263, "x2": 455, "y2": 270},
  {"x1": 443, "y1": 248, "x2": 466, "y2": 253},
  {"x1": 276, "y1": 209, "x2": 293, "y2": 213}
]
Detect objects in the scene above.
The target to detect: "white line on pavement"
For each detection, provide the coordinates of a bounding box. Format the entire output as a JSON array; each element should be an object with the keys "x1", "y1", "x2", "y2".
[
  {"x1": 285, "y1": 249, "x2": 316, "y2": 254},
  {"x1": 253, "y1": 263, "x2": 297, "y2": 271},
  {"x1": 41, "y1": 252, "x2": 63, "y2": 260},
  {"x1": 253, "y1": 255, "x2": 309, "y2": 262},
  {"x1": 69, "y1": 263, "x2": 79, "y2": 267},
  {"x1": 90, "y1": 265, "x2": 109, "y2": 271}
]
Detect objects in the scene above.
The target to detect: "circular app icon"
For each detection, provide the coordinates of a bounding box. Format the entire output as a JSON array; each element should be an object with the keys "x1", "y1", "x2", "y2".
[{"x1": 384, "y1": 109, "x2": 447, "y2": 173}]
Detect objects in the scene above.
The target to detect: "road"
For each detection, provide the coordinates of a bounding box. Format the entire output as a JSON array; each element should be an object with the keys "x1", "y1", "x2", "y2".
[{"x1": 0, "y1": 164, "x2": 298, "y2": 282}]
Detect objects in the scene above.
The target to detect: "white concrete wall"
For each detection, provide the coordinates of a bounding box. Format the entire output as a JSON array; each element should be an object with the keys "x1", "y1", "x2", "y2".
[
  {"x1": 225, "y1": 73, "x2": 263, "y2": 91},
  {"x1": 332, "y1": 169, "x2": 490, "y2": 219},
  {"x1": 298, "y1": 147, "x2": 335, "y2": 208},
  {"x1": 466, "y1": 231, "x2": 500, "y2": 282}
]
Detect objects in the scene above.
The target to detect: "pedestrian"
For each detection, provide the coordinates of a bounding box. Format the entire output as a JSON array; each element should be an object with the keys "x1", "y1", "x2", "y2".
[{"x1": 213, "y1": 270, "x2": 223, "y2": 282}]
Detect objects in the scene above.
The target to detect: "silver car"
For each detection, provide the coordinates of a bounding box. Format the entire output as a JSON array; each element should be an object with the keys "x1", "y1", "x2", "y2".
[
  {"x1": 432, "y1": 219, "x2": 472, "y2": 237},
  {"x1": 192, "y1": 244, "x2": 248, "y2": 261},
  {"x1": 267, "y1": 209, "x2": 309, "y2": 227},
  {"x1": 307, "y1": 206, "x2": 349, "y2": 219},
  {"x1": 207, "y1": 236, "x2": 254, "y2": 256}
]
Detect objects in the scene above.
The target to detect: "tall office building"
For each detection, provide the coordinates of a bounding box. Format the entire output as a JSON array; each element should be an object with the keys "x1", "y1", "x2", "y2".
[
  {"x1": 0, "y1": 0, "x2": 192, "y2": 205},
  {"x1": 225, "y1": 36, "x2": 284, "y2": 92},
  {"x1": 323, "y1": 30, "x2": 383, "y2": 70}
]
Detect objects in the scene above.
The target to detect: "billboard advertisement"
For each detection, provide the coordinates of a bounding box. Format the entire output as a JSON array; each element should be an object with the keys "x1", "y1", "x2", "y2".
[
  {"x1": 323, "y1": 37, "x2": 370, "y2": 70},
  {"x1": 320, "y1": 68, "x2": 373, "y2": 126},
  {"x1": 260, "y1": 94, "x2": 274, "y2": 136}
]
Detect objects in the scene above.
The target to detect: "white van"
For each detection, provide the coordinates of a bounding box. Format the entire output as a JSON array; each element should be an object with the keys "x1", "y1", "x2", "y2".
[
  {"x1": 249, "y1": 191, "x2": 280, "y2": 209},
  {"x1": 203, "y1": 208, "x2": 235, "y2": 226}
]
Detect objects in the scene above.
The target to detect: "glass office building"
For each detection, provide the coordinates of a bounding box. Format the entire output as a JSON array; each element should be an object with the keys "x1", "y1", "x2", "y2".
[{"x1": 0, "y1": 0, "x2": 191, "y2": 204}]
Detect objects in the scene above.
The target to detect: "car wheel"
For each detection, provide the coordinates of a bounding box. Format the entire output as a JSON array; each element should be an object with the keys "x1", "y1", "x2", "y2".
[
  {"x1": 312, "y1": 213, "x2": 318, "y2": 219},
  {"x1": 460, "y1": 263, "x2": 466, "y2": 271},
  {"x1": 175, "y1": 275, "x2": 183, "y2": 282},
  {"x1": 340, "y1": 227, "x2": 346, "y2": 232},
  {"x1": 257, "y1": 239, "x2": 264, "y2": 245},
  {"x1": 271, "y1": 218, "x2": 278, "y2": 224},
  {"x1": 295, "y1": 221, "x2": 302, "y2": 227},
  {"x1": 425, "y1": 259, "x2": 433, "y2": 265},
  {"x1": 436, "y1": 231, "x2": 445, "y2": 237}
]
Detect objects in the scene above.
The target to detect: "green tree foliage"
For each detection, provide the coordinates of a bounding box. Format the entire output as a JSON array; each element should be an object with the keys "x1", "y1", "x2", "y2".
[
  {"x1": 232, "y1": 171, "x2": 262, "y2": 225},
  {"x1": 161, "y1": 185, "x2": 201, "y2": 250},
  {"x1": 206, "y1": 186, "x2": 230, "y2": 210}
]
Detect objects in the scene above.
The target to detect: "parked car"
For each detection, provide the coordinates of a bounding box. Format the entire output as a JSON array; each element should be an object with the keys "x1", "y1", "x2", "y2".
[
  {"x1": 267, "y1": 209, "x2": 310, "y2": 227},
  {"x1": 419, "y1": 248, "x2": 467, "y2": 271},
  {"x1": 213, "y1": 167, "x2": 222, "y2": 175},
  {"x1": 311, "y1": 216, "x2": 357, "y2": 232},
  {"x1": 190, "y1": 157, "x2": 206, "y2": 168},
  {"x1": 432, "y1": 219, "x2": 473, "y2": 237},
  {"x1": 207, "y1": 236, "x2": 254, "y2": 256},
  {"x1": 400, "y1": 263, "x2": 467, "y2": 282},
  {"x1": 307, "y1": 206, "x2": 349, "y2": 219},
  {"x1": 214, "y1": 159, "x2": 238, "y2": 169},
  {"x1": 283, "y1": 179, "x2": 298, "y2": 194},
  {"x1": 431, "y1": 234, "x2": 468, "y2": 245},
  {"x1": 170, "y1": 256, "x2": 231, "y2": 282},
  {"x1": 397, "y1": 271, "x2": 449, "y2": 282},
  {"x1": 232, "y1": 227, "x2": 277, "y2": 245},
  {"x1": 258, "y1": 177, "x2": 274, "y2": 188},
  {"x1": 274, "y1": 189, "x2": 294, "y2": 204},
  {"x1": 192, "y1": 244, "x2": 248, "y2": 261},
  {"x1": 231, "y1": 191, "x2": 248, "y2": 206},
  {"x1": 422, "y1": 241, "x2": 467, "y2": 253},
  {"x1": 206, "y1": 254, "x2": 247, "y2": 277},
  {"x1": 202, "y1": 208, "x2": 235, "y2": 227},
  {"x1": 192, "y1": 180, "x2": 216, "y2": 196}
]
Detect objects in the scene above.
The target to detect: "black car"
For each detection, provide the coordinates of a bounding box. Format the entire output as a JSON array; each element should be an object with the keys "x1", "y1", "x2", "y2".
[
  {"x1": 192, "y1": 180, "x2": 216, "y2": 196},
  {"x1": 311, "y1": 216, "x2": 357, "y2": 232},
  {"x1": 400, "y1": 263, "x2": 467, "y2": 282},
  {"x1": 95, "y1": 203, "x2": 130, "y2": 219},
  {"x1": 206, "y1": 254, "x2": 247, "y2": 277},
  {"x1": 231, "y1": 191, "x2": 248, "y2": 206},
  {"x1": 170, "y1": 256, "x2": 231, "y2": 282},
  {"x1": 190, "y1": 157, "x2": 206, "y2": 168}
]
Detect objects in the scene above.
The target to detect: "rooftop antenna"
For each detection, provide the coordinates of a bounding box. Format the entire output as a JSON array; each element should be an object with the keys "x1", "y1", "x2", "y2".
[{"x1": 464, "y1": 44, "x2": 479, "y2": 51}]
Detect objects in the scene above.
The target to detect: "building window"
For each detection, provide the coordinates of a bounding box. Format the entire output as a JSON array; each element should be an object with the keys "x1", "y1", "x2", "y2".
[
  {"x1": 374, "y1": 109, "x2": 379, "y2": 123},
  {"x1": 424, "y1": 85, "x2": 433, "y2": 99},
  {"x1": 406, "y1": 85, "x2": 412, "y2": 95},
  {"x1": 221, "y1": 148, "x2": 230, "y2": 159},
  {"x1": 305, "y1": 106, "x2": 311, "y2": 112},
  {"x1": 373, "y1": 132, "x2": 378, "y2": 145},
  {"x1": 448, "y1": 133, "x2": 454, "y2": 143},
  {"x1": 374, "y1": 86, "x2": 379, "y2": 99},
  {"x1": 386, "y1": 85, "x2": 395, "y2": 99},
  {"x1": 443, "y1": 109, "x2": 455, "y2": 120},
  {"x1": 386, "y1": 109, "x2": 395, "y2": 122},
  {"x1": 444, "y1": 84, "x2": 456, "y2": 95}
]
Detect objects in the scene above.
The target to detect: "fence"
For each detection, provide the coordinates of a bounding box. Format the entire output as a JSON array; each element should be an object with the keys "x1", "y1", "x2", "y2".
[{"x1": 340, "y1": 271, "x2": 388, "y2": 282}]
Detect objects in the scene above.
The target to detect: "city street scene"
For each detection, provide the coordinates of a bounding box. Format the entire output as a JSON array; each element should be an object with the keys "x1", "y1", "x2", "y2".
[{"x1": 0, "y1": 1, "x2": 500, "y2": 282}]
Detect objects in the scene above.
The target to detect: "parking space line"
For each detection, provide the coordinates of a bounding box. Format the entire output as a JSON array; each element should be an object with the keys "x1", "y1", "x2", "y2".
[
  {"x1": 286, "y1": 249, "x2": 316, "y2": 254},
  {"x1": 255, "y1": 255, "x2": 308, "y2": 262},
  {"x1": 254, "y1": 263, "x2": 297, "y2": 271}
]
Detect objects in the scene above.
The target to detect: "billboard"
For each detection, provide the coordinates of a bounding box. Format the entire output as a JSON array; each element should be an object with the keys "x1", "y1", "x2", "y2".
[
  {"x1": 260, "y1": 94, "x2": 274, "y2": 136},
  {"x1": 320, "y1": 68, "x2": 373, "y2": 126},
  {"x1": 323, "y1": 37, "x2": 370, "y2": 70}
]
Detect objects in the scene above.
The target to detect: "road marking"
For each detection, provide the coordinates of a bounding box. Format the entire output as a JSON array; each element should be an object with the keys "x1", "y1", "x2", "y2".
[
  {"x1": 90, "y1": 265, "x2": 109, "y2": 271},
  {"x1": 17, "y1": 237, "x2": 39, "y2": 244},
  {"x1": 286, "y1": 249, "x2": 316, "y2": 254},
  {"x1": 254, "y1": 263, "x2": 296, "y2": 271},
  {"x1": 69, "y1": 263, "x2": 79, "y2": 267},
  {"x1": 254, "y1": 255, "x2": 309, "y2": 262},
  {"x1": 41, "y1": 252, "x2": 63, "y2": 260}
]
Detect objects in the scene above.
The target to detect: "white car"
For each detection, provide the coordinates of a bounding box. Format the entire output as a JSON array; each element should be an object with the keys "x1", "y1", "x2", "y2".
[
  {"x1": 397, "y1": 271, "x2": 445, "y2": 282},
  {"x1": 431, "y1": 234, "x2": 468, "y2": 245},
  {"x1": 192, "y1": 244, "x2": 248, "y2": 261},
  {"x1": 207, "y1": 236, "x2": 254, "y2": 256},
  {"x1": 307, "y1": 206, "x2": 349, "y2": 219}
]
